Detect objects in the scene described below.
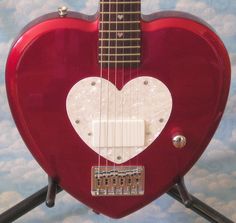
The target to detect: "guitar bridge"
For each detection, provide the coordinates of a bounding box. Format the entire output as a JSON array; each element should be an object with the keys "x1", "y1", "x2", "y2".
[{"x1": 91, "y1": 166, "x2": 145, "y2": 196}]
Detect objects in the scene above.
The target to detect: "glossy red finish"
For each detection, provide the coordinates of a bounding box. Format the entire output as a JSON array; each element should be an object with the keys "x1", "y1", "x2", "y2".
[{"x1": 5, "y1": 11, "x2": 230, "y2": 218}]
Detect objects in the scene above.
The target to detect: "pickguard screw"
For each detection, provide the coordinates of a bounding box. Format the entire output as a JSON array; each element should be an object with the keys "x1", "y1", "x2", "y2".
[
  {"x1": 144, "y1": 80, "x2": 148, "y2": 85},
  {"x1": 58, "y1": 6, "x2": 68, "y2": 17},
  {"x1": 91, "y1": 81, "x2": 96, "y2": 86},
  {"x1": 172, "y1": 135, "x2": 187, "y2": 149},
  {"x1": 159, "y1": 118, "x2": 164, "y2": 123},
  {"x1": 88, "y1": 132, "x2": 92, "y2": 136},
  {"x1": 75, "y1": 120, "x2": 80, "y2": 124},
  {"x1": 117, "y1": 156, "x2": 122, "y2": 160}
]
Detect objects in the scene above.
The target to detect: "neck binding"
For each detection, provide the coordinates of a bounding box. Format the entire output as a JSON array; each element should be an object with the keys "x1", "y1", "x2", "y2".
[{"x1": 99, "y1": 0, "x2": 141, "y2": 68}]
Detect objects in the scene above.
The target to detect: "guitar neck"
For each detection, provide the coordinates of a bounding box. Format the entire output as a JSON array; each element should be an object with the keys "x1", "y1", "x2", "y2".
[{"x1": 99, "y1": 0, "x2": 141, "y2": 68}]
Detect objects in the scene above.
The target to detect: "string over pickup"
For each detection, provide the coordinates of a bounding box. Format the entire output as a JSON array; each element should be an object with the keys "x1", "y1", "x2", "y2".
[{"x1": 91, "y1": 166, "x2": 145, "y2": 196}]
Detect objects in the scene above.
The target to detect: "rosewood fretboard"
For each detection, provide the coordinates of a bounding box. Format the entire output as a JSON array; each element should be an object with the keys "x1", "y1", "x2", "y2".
[{"x1": 99, "y1": 0, "x2": 141, "y2": 68}]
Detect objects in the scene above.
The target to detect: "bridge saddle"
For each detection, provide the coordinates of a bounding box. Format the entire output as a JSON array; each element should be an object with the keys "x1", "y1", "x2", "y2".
[{"x1": 91, "y1": 166, "x2": 145, "y2": 196}]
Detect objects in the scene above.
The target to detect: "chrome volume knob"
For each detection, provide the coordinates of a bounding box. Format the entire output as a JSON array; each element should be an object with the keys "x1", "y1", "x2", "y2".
[{"x1": 172, "y1": 135, "x2": 187, "y2": 149}]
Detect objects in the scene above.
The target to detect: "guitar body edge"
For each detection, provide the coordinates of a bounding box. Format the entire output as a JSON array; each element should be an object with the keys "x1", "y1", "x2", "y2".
[{"x1": 5, "y1": 11, "x2": 230, "y2": 218}]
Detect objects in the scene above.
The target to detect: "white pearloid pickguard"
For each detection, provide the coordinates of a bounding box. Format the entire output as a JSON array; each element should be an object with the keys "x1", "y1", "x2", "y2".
[{"x1": 66, "y1": 76, "x2": 172, "y2": 164}]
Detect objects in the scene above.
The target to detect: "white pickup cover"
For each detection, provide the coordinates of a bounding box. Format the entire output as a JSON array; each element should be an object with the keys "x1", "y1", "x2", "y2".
[{"x1": 92, "y1": 120, "x2": 145, "y2": 147}]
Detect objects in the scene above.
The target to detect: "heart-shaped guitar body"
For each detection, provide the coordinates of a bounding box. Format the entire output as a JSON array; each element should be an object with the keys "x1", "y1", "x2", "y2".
[{"x1": 6, "y1": 11, "x2": 230, "y2": 218}]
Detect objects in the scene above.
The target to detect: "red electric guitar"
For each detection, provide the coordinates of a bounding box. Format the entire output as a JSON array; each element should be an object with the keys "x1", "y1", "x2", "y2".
[{"x1": 6, "y1": 1, "x2": 230, "y2": 219}]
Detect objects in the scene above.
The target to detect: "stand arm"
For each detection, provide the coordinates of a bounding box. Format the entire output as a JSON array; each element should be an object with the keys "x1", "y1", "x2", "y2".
[
  {"x1": 0, "y1": 179, "x2": 62, "y2": 223},
  {"x1": 167, "y1": 182, "x2": 234, "y2": 223},
  {"x1": 46, "y1": 176, "x2": 59, "y2": 208},
  {"x1": 175, "y1": 177, "x2": 193, "y2": 207}
]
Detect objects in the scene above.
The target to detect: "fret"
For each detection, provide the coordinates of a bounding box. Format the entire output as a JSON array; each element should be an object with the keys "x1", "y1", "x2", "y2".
[
  {"x1": 100, "y1": 5, "x2": 140, "y2": 13},
  {"x1": 99, "y1": 38, "x2": 140, "y2": 41},
  {"x1": 99, "y1": 45, "x2": 140, "y2": 53},
  {"x1": 99, "y1": 44, "x2": 141, "y2": 54},
  {"x1": 99, "y1": 60, "x2": 140, "y2": 63},
  {"x1": 99, "y1": 53, "x2": 140, "y2": 56},
  {"x1": 99, "y1": 33, "x2": 140, "y2": 41},
  {"x1": 99, "y1": 42, "x2": 140, "y2": 48},
  {"x1": 99, "y1": 24, "x2": 140, "y2": 32},
  {"x1": 99, "y1": 54, "x2": 140, "y2": 57},
  {"x1": 99, "y1": 46, "x2": 140, "y2": 49},
  {"x1": 100, "y1": 11, "x2": 141, "y2": 14},
  {"x1": 100, "y1": 37, "x2": 140, "y2": 46},
  {"x1": 100, "y1": 14, "x2": 140, "y2": 23},
  {"x1": 100, "y1": 1, "x2": 140, "y2": 4},
  {"x1": 99, "y1": 30, "x2": 140, "y2": 33},
  {"x1": 100, "y1": 21, "x2": 140, "y2": 24},
  {"x1": 99, "y1": 54, "x2": 140, "y2": 61}
]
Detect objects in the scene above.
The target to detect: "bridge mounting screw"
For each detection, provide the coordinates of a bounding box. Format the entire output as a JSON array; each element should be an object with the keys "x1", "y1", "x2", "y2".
[
  {"x1": 172, "y1": 135, "x2": 187, "y2": 149},
  {"x1": 58, "y1": 6, "x2": 68, "y2": 17}
]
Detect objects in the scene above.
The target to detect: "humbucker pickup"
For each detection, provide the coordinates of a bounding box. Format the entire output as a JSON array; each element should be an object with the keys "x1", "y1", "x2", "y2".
[{"x1": 91, "y1": 166, "x2": 145, "y2": 196}]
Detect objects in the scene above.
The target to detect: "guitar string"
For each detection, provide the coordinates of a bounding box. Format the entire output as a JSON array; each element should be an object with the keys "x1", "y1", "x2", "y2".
[
  {"x1": 98, "y1": 0, "x2": 106, "y2": 178},
  {"x1": 105, "y1": 0, "x2": 112, "y2": 176},
  {"x1": 135, "y1": 0, "x2": 138, "y2": 173},
  {"x1": 128, "y1": 0, "x2": 132, "y2": 171},
  {"x1": 121, "y1": 0, "x2": 125, "y2": 170},
  {"x1": 133, "y1": 0, "x2": 140, "y2": 179},
  {"x1": 135, "y1": 0, "x2": 141, "y2": 174},
  {"x1": 113, "y1": 0, "x2": 118, "y2": 171}
]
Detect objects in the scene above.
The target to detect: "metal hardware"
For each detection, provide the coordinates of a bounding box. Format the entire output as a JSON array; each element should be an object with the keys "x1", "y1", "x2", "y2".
[
  {"x1": 100, "y1": 1, "x2": 140, "y2": 4},
  {"x1": 91, "y1": 166, "x2": 145, "y2": 196},
  {"x1": 99, "y1": 21, "x2": 140, "y2": 24},
  {"x1": 99, "y1": 53, "x2": 141, "y2": 56},
  {"x1": 172, "y1": 135, "x2": 187, "y2": 148},
  {"x1": 100, "y1": 11, "x2": 141, "y2": 14},
  {"x1": 144, "y1": 80, "x2": 148, "y2": 85},
  {"x1": 117, "y1": 156, "x2": 122, "y2": 160},
  {"x1": 99, "y1": 30, "x2": 140, "y2": 33},
  {"x1": 99, "y1": 38, "x2": 140, "y2": 41},
  {"x1": 99, "y1": 60, "x2": 140, "y2": 63},
  {"x1": 99, "y1": 46, "x2": 140, "y2": 49},
  {"x1": 58, "y1": 6, "x2": 68, "y2": 17}
]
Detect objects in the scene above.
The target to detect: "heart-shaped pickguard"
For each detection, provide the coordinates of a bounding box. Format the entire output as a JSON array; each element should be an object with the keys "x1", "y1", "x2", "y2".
[{"x1": 66, "y1": 76, "x2": 172, "y2": 164}]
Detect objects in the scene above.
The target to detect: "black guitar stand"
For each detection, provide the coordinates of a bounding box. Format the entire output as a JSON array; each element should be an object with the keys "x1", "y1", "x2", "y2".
[
  {"x1": 167, "y1": 178, "x2": 234, "y2": 223},
  {"x1": 0, "y1": 176, "x2": 234, "y2": 223}
]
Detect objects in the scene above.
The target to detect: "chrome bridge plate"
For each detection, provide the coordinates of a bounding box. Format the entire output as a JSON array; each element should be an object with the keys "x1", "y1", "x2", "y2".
[{"x1": 91, "y1": 166, "x2": 145, "y2": 196}]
